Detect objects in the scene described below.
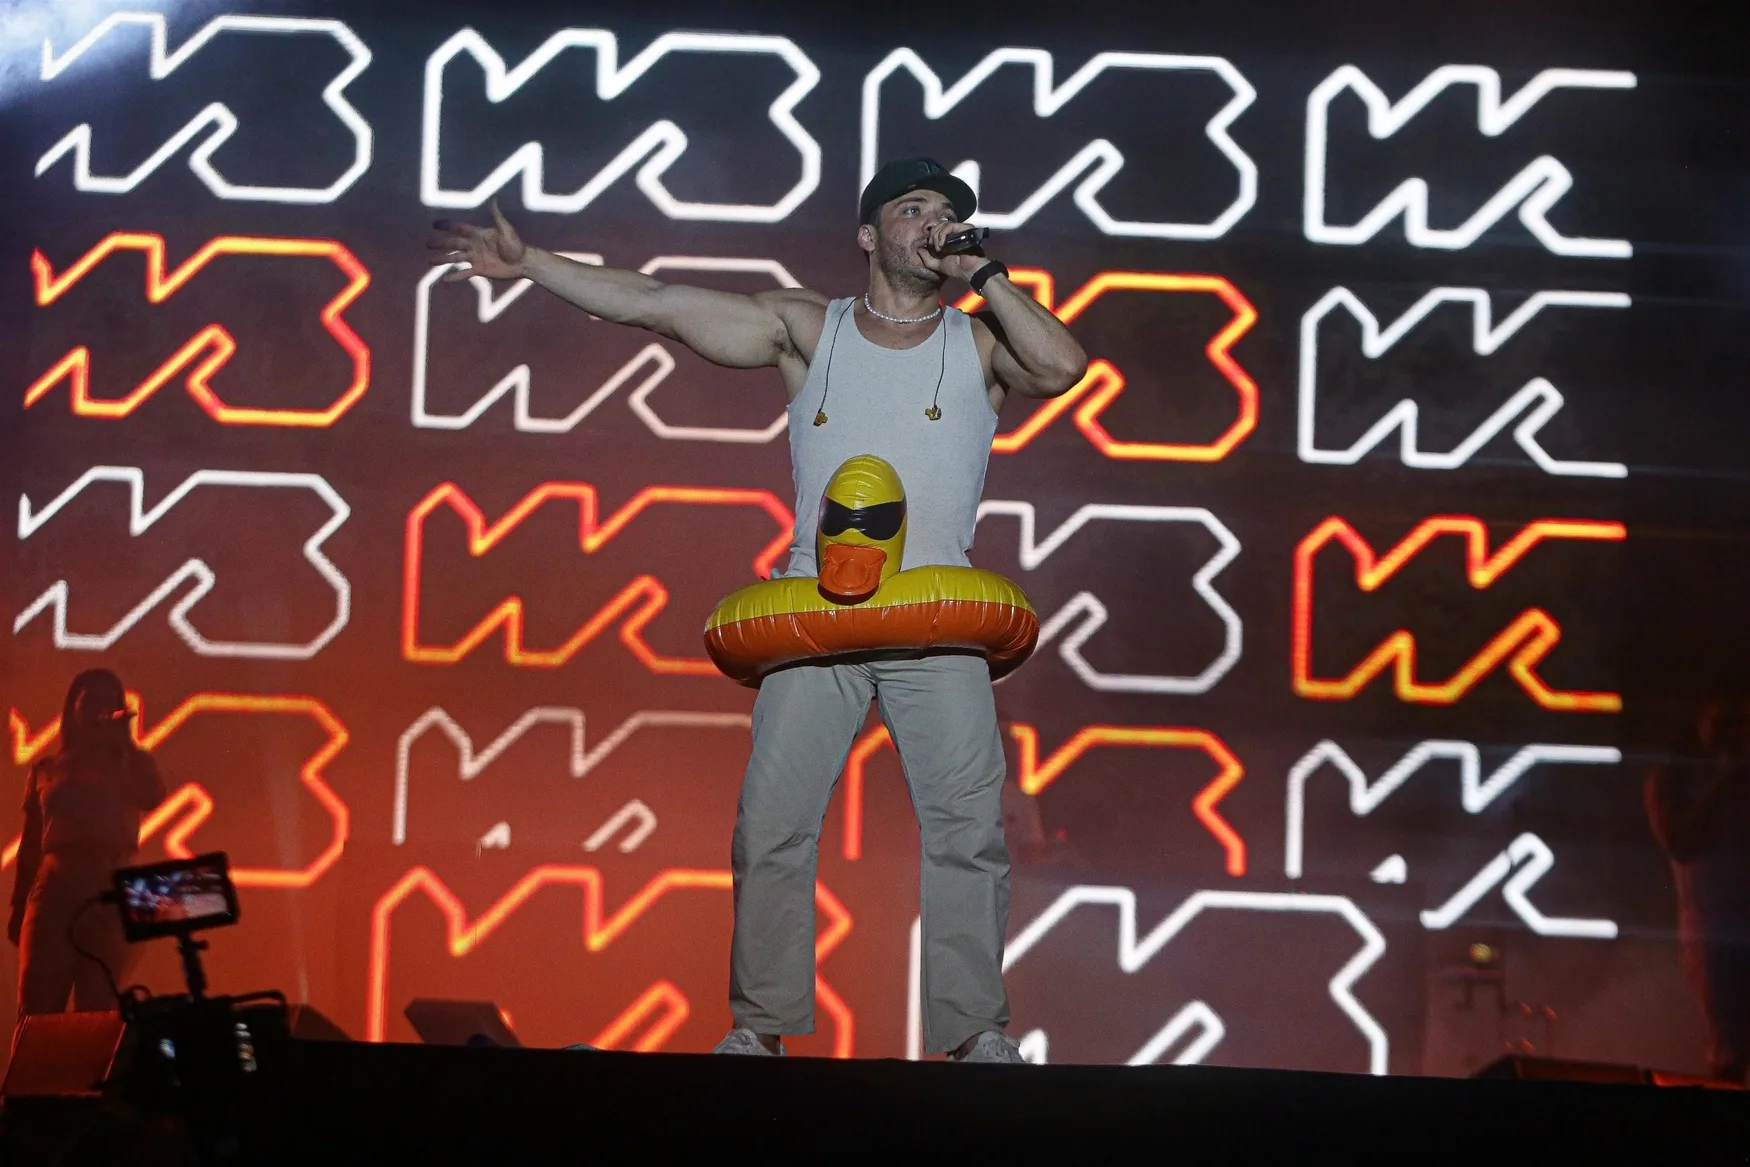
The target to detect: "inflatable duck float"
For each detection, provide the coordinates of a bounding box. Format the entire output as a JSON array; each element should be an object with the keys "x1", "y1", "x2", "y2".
[{"x1": 704, "y1": 455, "x2": 1038, "y2": 685}]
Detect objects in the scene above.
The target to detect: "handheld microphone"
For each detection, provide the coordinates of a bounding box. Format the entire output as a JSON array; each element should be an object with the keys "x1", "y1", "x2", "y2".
[{"x1": 934, "y1": 227, "x2": 990, "y2": 256}]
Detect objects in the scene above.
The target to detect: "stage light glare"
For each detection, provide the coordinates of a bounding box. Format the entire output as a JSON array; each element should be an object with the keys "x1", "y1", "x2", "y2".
[{"x1": 0, "y1": 1, "x2": 220, "y2": 107}]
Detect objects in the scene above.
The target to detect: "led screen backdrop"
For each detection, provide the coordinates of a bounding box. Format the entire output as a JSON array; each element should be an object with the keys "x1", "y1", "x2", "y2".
[{"x1": 2, "y1": 0, "x2": 1745, "y2": 1074}]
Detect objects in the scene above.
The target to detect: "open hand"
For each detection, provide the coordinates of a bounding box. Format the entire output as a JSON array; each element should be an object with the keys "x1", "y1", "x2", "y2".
[
  {"x1": 917, "y1": 220, "x2": 989, "y2": 282},
  {"x1": 427, "y1": 200, "x2": 528, "y2": 282}
]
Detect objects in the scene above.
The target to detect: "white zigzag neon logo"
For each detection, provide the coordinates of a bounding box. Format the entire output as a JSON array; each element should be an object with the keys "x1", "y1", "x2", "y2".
[
  {"x1": 1304, "y1": 65, "x2": 1635, "y2": 256},
  {"x1": 1127, "y1": 1001, "x2": 1226, "y2": 1066},
  {"x1": 1284, "y1": 738, "x2": 1622, "y2": 880},
  {"x1": 36, "y1": 12, "x2": 372, "y2": 204},
  {"x1": 909, "y1": 889, "x2": 1389, "y2": 1072},
  {"x1": 1419, "y1": 833, "x2": 1617, "y2": 939},
  {"x1": 582, "y1": 800, "x2": 659, "y2": 854},
  {"x1": 412, "y1": 255, "x2": 796, "y2": 443},
  {"x1": 1013, "y1": 1001, "x2": 1225, "y2": 1067},
  {"x1": 421, "y1": 28, "x2": 819, "y2": 220},
  {"x1": 1298, "y1": 286, "x2": 1631, "y2": 477},
  {"x1": 862, "y1": 48, "x2": 1255, "y2": 239},
  {"x1": 976, "y1": 501, "x2": 1241, "y2": 694},
  {"x1": 393, "y1": 706, "x2": 748, "y2": 845},
  {"x1": 1284, "y1": 740, "x2": 1620, "y2": 939},
  {"x1": 14, "y1": 467, "x2": 351, "y2": 660},
  {"x1": 1006, "y1": 889, "x2": 1388, "y2": 1073}
]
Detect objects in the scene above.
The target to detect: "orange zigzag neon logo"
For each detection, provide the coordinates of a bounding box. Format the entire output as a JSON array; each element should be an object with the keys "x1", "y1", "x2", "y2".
[
  {"x1": 838, "y1": 722, "x2": 1246, "y2": 875},
  {"x1": 367, "y1": 865, "x2": 853, "y2": 1054},
  {"x1": 27, "y1": 232, "x2": 370, "y2": 426},
  {"x1": 6, "y1": 693, "x2": 349, "y2": 887},
  {"x1": 955, "y1": 269, "x2": 1257, "y2": 461},
  {"x1": 1293, "y1": 515, "x2": 1626, "y2": 711},
  {"x1": 403, "y1": 482, "x2": 792, "y2": 672}
]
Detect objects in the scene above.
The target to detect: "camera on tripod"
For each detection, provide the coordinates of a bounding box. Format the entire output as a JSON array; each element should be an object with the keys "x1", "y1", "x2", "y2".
[{"x1": 108, "y1": 853, "x2": 288, "y2": 1102}]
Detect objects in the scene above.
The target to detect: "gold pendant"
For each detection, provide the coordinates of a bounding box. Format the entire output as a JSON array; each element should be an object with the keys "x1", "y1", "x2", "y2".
[
  {"x1": 924, "y1": 406, "x2": 942, "y2": 421},
  {"x1": 813, "y1": 411, "x2": 827, "y2": 426}
]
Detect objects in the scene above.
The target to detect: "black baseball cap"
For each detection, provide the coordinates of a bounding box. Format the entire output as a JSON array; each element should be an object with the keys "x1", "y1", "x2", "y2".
[{"x1": 859, "y1": 157, "x2": 978, "y2": 226}]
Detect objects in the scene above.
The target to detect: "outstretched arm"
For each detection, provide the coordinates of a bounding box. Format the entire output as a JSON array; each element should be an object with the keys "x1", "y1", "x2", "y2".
[{"x1": 429, "y1": 204, "x2": 826, "y2": 379}]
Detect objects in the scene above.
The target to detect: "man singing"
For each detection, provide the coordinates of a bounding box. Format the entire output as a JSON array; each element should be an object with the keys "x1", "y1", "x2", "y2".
[{"x1": 429, "y1": 158, "x2": 1086, "y2": 1062}]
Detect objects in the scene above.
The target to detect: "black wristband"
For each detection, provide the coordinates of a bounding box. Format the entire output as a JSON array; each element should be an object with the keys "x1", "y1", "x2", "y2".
[{"x1": 969, "y1": 260, "x2": 1009, "y2": 295}]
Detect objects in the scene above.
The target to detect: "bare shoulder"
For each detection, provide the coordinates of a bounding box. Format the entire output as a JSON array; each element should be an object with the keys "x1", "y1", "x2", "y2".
[{"x1": 755, "y1": 287, "x2": 832, "y2": 361}]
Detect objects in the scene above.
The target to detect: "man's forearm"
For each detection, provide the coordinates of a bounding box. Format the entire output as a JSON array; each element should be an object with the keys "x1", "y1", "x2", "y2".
[
  {"x1": 521, "y1": 247, "x2": 666, "y2": 328},
  {"x1": 979, "y1": 273, "x2": 1087, "y2": 392}
]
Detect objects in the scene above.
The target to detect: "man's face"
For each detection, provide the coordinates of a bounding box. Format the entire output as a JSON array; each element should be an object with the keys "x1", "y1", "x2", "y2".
[{"x1": 861, "y1": 190, "x2": 957, "y2": 289}]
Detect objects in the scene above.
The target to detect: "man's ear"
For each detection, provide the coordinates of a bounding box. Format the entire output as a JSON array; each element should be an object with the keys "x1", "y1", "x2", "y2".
[{"x1": 856, "y1": 223, "x2": 876, "y2": 255}]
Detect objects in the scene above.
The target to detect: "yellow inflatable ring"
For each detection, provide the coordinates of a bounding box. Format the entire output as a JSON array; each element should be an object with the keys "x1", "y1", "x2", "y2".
[{"x1": 704, "y1": 455, "x2": 1038, "y2": 685}]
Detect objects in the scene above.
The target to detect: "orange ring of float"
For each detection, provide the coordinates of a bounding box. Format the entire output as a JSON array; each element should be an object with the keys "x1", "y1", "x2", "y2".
[
  {"x1": 706, "y1": 454, "x2": 1038, "y2": 685},
  {"x1": 704, "y1": 565, "x2": 1039, "y2": 686}
]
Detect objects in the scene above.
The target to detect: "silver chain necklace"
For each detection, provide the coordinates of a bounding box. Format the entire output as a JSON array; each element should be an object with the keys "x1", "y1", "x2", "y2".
[{"x1": 862, "y1": 293, "x2": 942, "y2": 325}]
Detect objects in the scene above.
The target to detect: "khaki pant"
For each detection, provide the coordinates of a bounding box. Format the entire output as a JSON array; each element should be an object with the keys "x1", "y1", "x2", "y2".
[{"x1": 729, "y1": 653, "x2": 1011, "y2": 1054}]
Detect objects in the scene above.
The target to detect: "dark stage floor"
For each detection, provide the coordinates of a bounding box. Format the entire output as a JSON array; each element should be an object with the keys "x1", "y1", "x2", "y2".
[{"x1": 10, "y1": 1040, "x2": 1747, "y2": 1162}]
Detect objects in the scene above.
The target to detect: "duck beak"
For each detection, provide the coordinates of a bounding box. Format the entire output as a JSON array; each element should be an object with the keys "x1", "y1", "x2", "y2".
[{"x1": 818, "y1": 543, "x2": 887, "y2": 603}]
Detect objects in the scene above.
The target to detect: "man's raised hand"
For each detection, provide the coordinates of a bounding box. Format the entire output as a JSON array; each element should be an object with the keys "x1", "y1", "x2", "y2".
[
  {"x1": 918, "y1": 219, "x2": 988, "y2": 282},
  {"x1": 427, "y1": 201, "x2": 528, "y2": 282}
]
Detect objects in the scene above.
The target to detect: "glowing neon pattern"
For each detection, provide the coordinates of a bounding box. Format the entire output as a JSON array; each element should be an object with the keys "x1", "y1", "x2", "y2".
[
  {"x1": 1305, "y1": 65, "x2": 1636, "y2": 256},
  {"x1": 1292, "y1": 515, "x2": 1625, "y2": 709},
  {"x1": 1008, "y1": 1000, "x2": 1226, "y2": 1067},
  {"x1": 591, "y1": 981, "x2": 689, "y2": 1051},
  {"x1": 37, "y1": 12, "x2": 372, "y2": 204},
  {"x1": 904, "y1": 889, "x2": 1388, "y2": 1072},
  {"x1": 393, "y1": 706, "x2": 748, "y2": 844},
  {"x1": 5, "y1": 693, "x2": 348, "y2": 889},
  {"x1": 403, "y1": 482, "x2": 790, "y2": 671},
  {"x1": 416, "y1": 262, "x2": 1254, "y2": 457},
  {"x1": 840, "y1": 722, "x2": 1245, "y2": 875},
  {"x1": 1284, "y1": 738, "x2": 1623, "y2": 879},
  {"x1": 421, "y1": 28, "x2": 819, "y2": 220},
  {"x1": 582, "y1": 800, "x2": 658, "y2": 854},
  {"x1": 862, "y1": 48, "x2": 1255, "y2": 238},
  {"x1": 1128, "y1": 1001, "x2": 1227, "y2": 1066},
  {"x1": 366, "y1": 865, "x2": 853, "y2": 1054},
  {"x1": 1299, "y1": 286, "x2": 1630, "y2": 476},
  {"x1": 28, "y1": 233, "x2": 370, "y2": 426},
  {"x1": 413, "y1": 255, "x2": 796, "y2": 442},
  {"x1": 977, "y1": 499, "x2": 1241, "y2": 694},
  {"x1": 1420, "y1": 834, "x2": 1618, "y2": 938},
  {"x1": 957, "y1": 270, "x2": 1258, "y2": 461},
  {"x1": 15, "y1": 467, "x2": 350, "y2": 660}
]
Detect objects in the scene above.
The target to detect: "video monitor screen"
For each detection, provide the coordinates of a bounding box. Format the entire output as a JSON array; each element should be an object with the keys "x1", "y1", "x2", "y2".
[{"x1": 113, "y1": 853, "x2": 241, "y2": 943}]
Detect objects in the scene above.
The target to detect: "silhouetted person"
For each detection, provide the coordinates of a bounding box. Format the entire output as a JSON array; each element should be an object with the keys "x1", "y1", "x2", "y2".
[
  {"x1": 8, "y1": 670, "x2": 165, "y2": 1018},
  {"x1": 1645, "y1": 695, "x2": 1750, "y2": 1082}
]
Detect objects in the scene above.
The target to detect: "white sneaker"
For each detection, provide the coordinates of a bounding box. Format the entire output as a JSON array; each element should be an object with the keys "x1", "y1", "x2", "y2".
[
  {"x1": 948, "y1": 1031, "x2": 1027, "y2": 1064},
  {"x1": 712, "y1": 1027, "x2": 784, "y2": 1056}
]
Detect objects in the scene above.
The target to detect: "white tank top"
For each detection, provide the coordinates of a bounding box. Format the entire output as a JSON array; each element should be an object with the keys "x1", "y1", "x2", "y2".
[{"x1": 781, "y1": 299, "x2": 997, "y2": 578}]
